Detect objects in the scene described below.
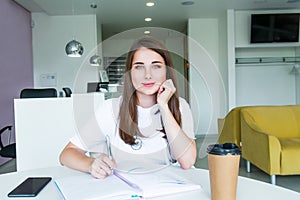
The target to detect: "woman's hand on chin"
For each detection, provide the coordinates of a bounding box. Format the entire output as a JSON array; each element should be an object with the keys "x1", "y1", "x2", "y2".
[{"x1": 157, "y1": 79, "x2": 176, "y2": 108}]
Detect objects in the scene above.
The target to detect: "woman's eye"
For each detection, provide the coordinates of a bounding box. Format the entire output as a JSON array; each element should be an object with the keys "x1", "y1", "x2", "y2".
[
  {"x1": 134, "y1": 65, "x2": 144, "y2": 69},
  {"x1": 152, "y1": 65, "x2": 161, "y2": 69}
]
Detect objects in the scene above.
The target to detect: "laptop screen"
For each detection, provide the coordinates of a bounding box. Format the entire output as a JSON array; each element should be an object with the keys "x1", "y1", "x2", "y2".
[{"x1": 87, "y1": 82, "x2": 100, "y2": 93}]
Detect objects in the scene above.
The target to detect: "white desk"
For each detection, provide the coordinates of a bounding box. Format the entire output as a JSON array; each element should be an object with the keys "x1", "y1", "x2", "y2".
[{"x1": 0, "y1": 166, "x2": 299, "y2": 200}]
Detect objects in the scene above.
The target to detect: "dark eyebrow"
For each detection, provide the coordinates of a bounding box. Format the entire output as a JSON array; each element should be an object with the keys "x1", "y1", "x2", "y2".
[
  {"x1": 132, "y1": 61, "x2": 144, "y2": 65},
  {"x1": 152, "y1": 61, "x2": 164, "y2": 64},
  {"x1": 132, "y1": 61, "x2": 164, "y2": 65}
]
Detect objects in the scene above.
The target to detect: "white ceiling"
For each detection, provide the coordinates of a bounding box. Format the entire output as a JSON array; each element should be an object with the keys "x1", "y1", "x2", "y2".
[{"x1": 14, "y1": 0, "x2": 300, "y2": 39}]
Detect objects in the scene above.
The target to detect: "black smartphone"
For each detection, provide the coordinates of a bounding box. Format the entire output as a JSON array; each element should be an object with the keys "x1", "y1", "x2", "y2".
[{"x1": 8, "y1": 177, "x2": 52, "y2": 197}]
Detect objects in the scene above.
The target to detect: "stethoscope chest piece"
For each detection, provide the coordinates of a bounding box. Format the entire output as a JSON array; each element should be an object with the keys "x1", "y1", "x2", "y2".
[{"x1": 131, "y1": 136, "x2": 142, "y2": 150}]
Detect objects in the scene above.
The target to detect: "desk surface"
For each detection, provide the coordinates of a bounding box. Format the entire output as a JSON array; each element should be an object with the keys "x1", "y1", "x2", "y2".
[{"x1": 0, "y1": 166, "x2": 299, "y2": 200}]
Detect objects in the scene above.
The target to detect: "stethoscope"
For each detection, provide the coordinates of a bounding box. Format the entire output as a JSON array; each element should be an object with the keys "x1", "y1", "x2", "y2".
[
  {"x1": 130, "y1": 132, "x2": 176, "y2": 164},
  {"x1": 131, "y1": 135, "x2": 143, "y2": 150},
  {"x1": 113, "y1": 118, "x2": 143, "y2": 150},
  {"x1": 130, "y1": 111, "x2": 162, "y2": 151},
  {"x1": 113, "y1": 120, "x2": 176, "y2": 163},
  {"x1": 130, "y1": 113, "x2": 161, "y2": 151}
]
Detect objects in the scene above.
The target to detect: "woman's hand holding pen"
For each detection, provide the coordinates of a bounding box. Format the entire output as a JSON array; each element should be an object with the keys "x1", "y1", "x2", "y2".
[
  {"x1": 89, "y1": 153, "x2": 116, "y2": 179},
  {"x1": 157, "y1": 79, "x2": 176, "y2": 108}
]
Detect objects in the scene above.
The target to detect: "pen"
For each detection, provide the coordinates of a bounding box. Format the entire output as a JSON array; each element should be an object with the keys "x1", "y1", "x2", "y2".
[
  {"x1": 113, "y1": 170, "x2": 143, "y2": 192},
  {"x1": 105, "y1": 135, "x2": 114, "y2": 175},
  {"x1": 105, "y1": 135, "x2": 112, "y2": 159},
  {"x1": 105, "y1": 135, "x2": 142, "y2": 193}
]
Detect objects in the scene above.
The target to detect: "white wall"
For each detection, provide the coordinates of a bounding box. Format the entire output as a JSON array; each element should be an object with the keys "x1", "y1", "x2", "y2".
[
  {"x1": 102, "y1": 38, "x2": 134, "y2": 58},
  {"x1": 166, "y1": 36, "x2": 186, "y2": 98},
  {"x1": 32, "y1": 13, "x2": 99, "y2": 94},
  {"x1": 230, "y1": 9, "x2": 300, "y2": 107},
  {"x1": 188, "y1": 18, "x2": 227, "y2": 135},
  {"x1": 236, "y1": 65, "x2": 296, "y2": 105},
  {"x1": 296, "y1": 48, "x2": 300, "y2": 104},
  {"x1": 227, "y1": 10, "x2": 236, "y2": 110},
  {"x1": 297, "y1": 75, "x2": 300, "y2": 104}
]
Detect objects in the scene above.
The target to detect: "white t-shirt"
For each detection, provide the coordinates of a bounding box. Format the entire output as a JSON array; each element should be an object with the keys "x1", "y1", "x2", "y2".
[{"x1": 70, "y1": 96, "x2": 195, "y2": 166}]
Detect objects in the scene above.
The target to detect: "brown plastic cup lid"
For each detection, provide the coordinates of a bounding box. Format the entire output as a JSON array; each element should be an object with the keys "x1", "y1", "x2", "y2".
[{"x1": 207, "y1": 143, "x2": 241, "y2": 156}]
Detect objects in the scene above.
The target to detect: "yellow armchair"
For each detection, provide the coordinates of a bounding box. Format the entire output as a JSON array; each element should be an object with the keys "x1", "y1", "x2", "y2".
[
  {"x1": 240, "y1": 105, "x2": 300, "y2": 185},
  {"x1": 218, "y1": 106, "x2": 250, "y2": 147}
]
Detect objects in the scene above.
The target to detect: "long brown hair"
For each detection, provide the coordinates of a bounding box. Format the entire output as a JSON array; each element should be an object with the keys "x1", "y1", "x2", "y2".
[{"x1": 119, "y1": 36, "x2": 181, "y2": 144}]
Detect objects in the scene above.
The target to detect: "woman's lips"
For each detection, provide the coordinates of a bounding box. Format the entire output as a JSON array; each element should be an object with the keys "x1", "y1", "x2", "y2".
[{"x1": 143, "y1": 82, "x2": 155, "y2": 87}]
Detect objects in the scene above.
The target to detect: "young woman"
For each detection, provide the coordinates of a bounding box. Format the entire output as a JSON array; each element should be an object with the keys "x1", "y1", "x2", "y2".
[{"x1": 59, "y1": 36, "x2": 196, "y2": 179}]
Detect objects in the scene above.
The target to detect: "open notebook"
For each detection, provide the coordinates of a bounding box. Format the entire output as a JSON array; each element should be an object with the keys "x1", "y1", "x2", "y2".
[{"x1": 54, "y1": 167, "x2": 202, "y2": 200}]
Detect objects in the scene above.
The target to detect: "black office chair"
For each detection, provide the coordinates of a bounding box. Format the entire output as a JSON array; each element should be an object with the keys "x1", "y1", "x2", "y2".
[
  {"x1": 20, "y1": 88, "x2": 57, "y2": 98},
  {"x1": 0, "y1": 125, "x2": 16, "y2": 158},
  {"x1": 62, "y1": 87, "x2": 72, "y2": 97}
]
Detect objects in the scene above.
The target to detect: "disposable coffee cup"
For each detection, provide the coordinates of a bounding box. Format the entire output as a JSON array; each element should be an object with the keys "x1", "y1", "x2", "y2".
[{"x1": 207, "y1": 143, "x2": 241, "y2": 200}]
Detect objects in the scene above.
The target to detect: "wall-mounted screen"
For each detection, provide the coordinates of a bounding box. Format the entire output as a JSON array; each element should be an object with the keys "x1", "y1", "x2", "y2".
[{"x1": 250, "y1": 13, "x2": 300, "y2": 43}]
